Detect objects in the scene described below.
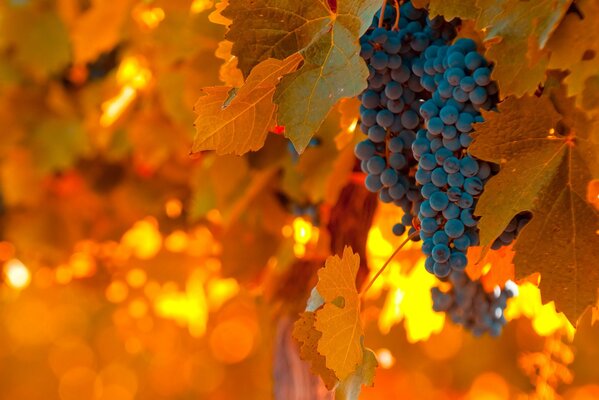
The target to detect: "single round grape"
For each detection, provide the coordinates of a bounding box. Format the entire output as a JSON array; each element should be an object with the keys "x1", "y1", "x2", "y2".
[
  {"x1": 459, "y1": 133, "x2": 473, "y2": 147},
  {"x1": 442, "y1": 203, "x2": 460, "y2": 219},
  {"x1": 439, "y1": 105, "x2": 459, "y2": 124},
  {"x1": 446, "y1": 98, "x2": 465, "y2": 111},
  {"x1": 420, "y1": 200, "x2": 437, "y2": 218},
  {"x1": 361, "y1": 90, "x2": 380, "y2": 109},
  {"x1": 381, "y1": 168, "x2": 399, "y2": 186},
  {"x1": 376, "y1": 109, "x2": 395, "y2": 128},
  {"x1": 457, "y1": 192, "x2": 474, "y2": 208},
  {"x1": 392, "y1": 223, "x2": 406, "y2": 236},
  {"x1": 387, "y1": 99, "x2": 405, "y2": 113},
  {"x1": 402, "y1": 87, "x2": 416, "y2": 104},
  {"x1": 447, "y1": 52, "x2": 465, "y2": 68},
  {"x1": 422, "y1": 239, "x2": 434, "y2": 256},
  {"x1": 379, "y1": 188, "x2": 393, "y2": 203},
  {"x1": 454, "y1": 234, "x2": 471, "y2": 251},
  {"x1": 399, "y1": 129, "x2": 416, "y2": 148},
  {"x1": 401, "y1": 109, "x2": 420, "y2": 130},
  {"x1": 408, "y1": 75, "x2": 424, "y2": 92},
  {"x1": 444, "y1": 67, "x2": 466, "y2": 86},
  {"x1": 460, "y1": 156, "x2": 479, "y2": 177},
  {"x1": 419, "y1": 153, "x2": 437, "y2": 170},
  {"x1": 456, "y1": 112, "x2": 474, "y2": 133},
  {"x1": 452, "y1": 87, "x2": 469, "y2": 102},
  {"x1": 432, "y1": 244, "x2": 451, "y2": 263},
  {"x1": 434, "y1": 261, "x2": 451, "y2": 278},
  {"x1": 431, "y1": 167, "x2": 448, "y2": 187},
  {"x1": 464, "y1": 176, "x2": 483, "y2": 195},
  {"x1": 469, "y1": 86, "x2": 488, "y2": 105},
  {"x1": 442, "y1": 125, "x2": 457, "y2": 139},
  {"x1": 443, "y1": 137, "x2": 461, "y2": 152},
  {"x1": 445, "y1": 219, "x2": 465, "y2": 238},
  {"x1": 370, "y1": 27, "x2": 389, "y2": 44},
  {"x1": 460, "y1": 209, "x2": 477, "y2": 227},
  {"x1": 391, "y1": 64, "x2": 411, "y2": 83},
  {"x1": 385, "y1": 81, "x2": 403, "y2": 100},
  {"x1": 477, "y1": 161, "x2": 491, "y2": 180},
  {"x1": 361, "y1": 108, "x2": 378, "y2": 126},
  {"x1": 389, "y1": 182, "x2": 406, "y2": 199},
  {"x1": 355, "y1": 140, "x2": 376, "y2": 160},
  {"x1": 465, "y1": 51, "x2": 484, "y2": 71},
  {"x1": 411, "y1": 57, "x2": 425, "y2": 77},
  {"x1": 433, "y1": 231, "x2": 449, "y2": 245},
  {"x1": 368, "y1": 125, "x2": 387, "y2": 143},
  {"x1": 459, "y1": 76, "x2": 476, "y2": 92},
  {"x1": 438, "y1": 80, "x2": 452, "y2": 97},
  {"x1": 367, "y1": 155, "x2": 386, "y2": 174},
  {"x1": 449, "y1": 252, "x2": 468, "y2": 270},
  {"x1": 421, "y1": 75, "x2": 436, "y2": 92},
  {"x1": 447, "y1": 186, "x2": 462, "y2": 202},
  {"x1": 434, "y1": 147, "x2": 453, "y2": 165},
  {"x1": 453, "y1": 38, "x2": 477, "y2": 53},
  {"x1": 411, "y1": 32, "x2": 430, "y2": 52},
  {"x1": 421, "y1": 217, "x2": 439, "y2": 233},
  {"x1": 443, "y1": 156, "x2": 460, "y2": 173},
  {"x1": 360, "y1": 42, "x2": 374, "y2": 59},
  {"x1": 447, "y1": 172, "x2": 465, "y2": 187},
  {"x1": 429, "y1": 191, "x2": 449, "y2": 211},
  {"x1": 388, "y1": 152, "x2": 407, "y2": 169},
  {"x1": 384, "y1": 36, "x2": 402, "y2": 54},
  {"x1": 420, "y1": 100, "x2": 439, "y2": 119},
  {"x1": 428, "y1": 117, "x2": 444, "y2": 134},
  {"x1": 385, "y1": 55, "x2": 401, "y2": 71},
  {"x1": 473, "y1": 67, "x2": 491, "y2": 86},
  {"x1": 424, "y1": 59, "x2": 436, "y2": 75},
  {"x1": 388, "y1": 136, "x2": 404, "y2": 152},
  {"x1": 421, "y1": 182, "x2": 438, "y2": 199},
  {"x1": 371, "y1": 51, "x2": 389, "y2": 69},
  {"x1": 401, "y1": 213, "x2": 413, "y2": 226},
  {"x1": 365, "y1": 173, "x2": 383, "y2": 192},
  {"x1": 430, "y1": 137, "x2": 443, "y2": 153},
  {"x1": 415, "y1": 168, "x2": 432, "y2": 184}
]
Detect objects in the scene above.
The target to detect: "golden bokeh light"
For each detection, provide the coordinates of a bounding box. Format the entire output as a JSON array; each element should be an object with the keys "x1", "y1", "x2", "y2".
[{"x1": 4, "y1": 258, "x2": 31, "y2": 290}]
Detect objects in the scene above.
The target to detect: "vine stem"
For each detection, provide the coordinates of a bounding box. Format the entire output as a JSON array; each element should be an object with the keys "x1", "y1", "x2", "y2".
[
  {"x1": 392, "y1": 0, "x2": 400, "y2": 31},
  {"x1": 378, "y1": 0, "x2": 387, "y2": 28},
  {"x1": 360, "y1": 230, "x2": 419, "y2": 297}
]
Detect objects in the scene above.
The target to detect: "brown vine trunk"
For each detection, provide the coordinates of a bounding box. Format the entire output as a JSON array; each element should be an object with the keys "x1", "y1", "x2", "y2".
[{"x1": 272, "y1": 181, "x2": 377, "y2": 399}]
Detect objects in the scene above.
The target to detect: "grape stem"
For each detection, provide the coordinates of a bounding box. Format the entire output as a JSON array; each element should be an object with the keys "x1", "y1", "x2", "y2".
[
  {"x1": 392, "y1": 0, "x2": 400, "y2": 31},
  {"x1": 378, "y1": 0, "x2": 387, "y2": 28},
  {"x1": 360, "y1": 229, "x2": 420, "y2": 297}
]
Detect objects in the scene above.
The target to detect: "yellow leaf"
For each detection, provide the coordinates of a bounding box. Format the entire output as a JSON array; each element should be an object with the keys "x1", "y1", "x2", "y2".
[
  {"x1": 192, "y1": 54, "x2": 302, "y2": 155},
  {"x1": 70, "y1": 0, "x2": 134, "y2": 65},
  {"x1": 314, "y1": 247, "x2": 363, "y2": 380},
  {"x1": 215, "y1": 40, "x2": 244, "y2": 87},
  {"x1": 292, "y1": 311, "x2": 339, "y2": 390}
]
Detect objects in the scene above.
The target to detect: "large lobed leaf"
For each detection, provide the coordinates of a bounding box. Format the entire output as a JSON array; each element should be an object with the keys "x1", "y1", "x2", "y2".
[
  {"x1": 192, "y1": 54, "x2": 302, "y2": 155},
  {"x1": 314, "y1": 246, "x2": 364, "y2": 380},
  {"x1": 470, "y1": 94, "x2": 599, "y2": 322},
  {"x1": 223, "y1": 0, "x2": 380, "y2": 152}
]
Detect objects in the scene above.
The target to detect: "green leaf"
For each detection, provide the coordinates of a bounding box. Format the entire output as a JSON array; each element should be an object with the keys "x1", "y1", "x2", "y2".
[
  {"x1": 470, "y1": 93, "x2": 599, "y2": 322},
  {"x1": 335, "y1": 347, "x2": 378, "y2": 400},
  {"x1": 192, "y1": 54, "x2": 302, "y2": 155},
  {"x1": 222, "y1": 0, "x2": 380, "y2": 152}
]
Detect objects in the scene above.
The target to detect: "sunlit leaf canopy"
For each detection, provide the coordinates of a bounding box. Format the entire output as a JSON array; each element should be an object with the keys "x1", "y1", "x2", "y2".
[{"x1": 0, "y1": 0, "x2": 598, "y2": 399}]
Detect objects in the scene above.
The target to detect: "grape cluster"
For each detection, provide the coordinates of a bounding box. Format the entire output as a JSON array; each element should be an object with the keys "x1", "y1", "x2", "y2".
[
  {"x1": 432, "y1": 273, "x2": 518, "y2": 336},
  {"x1": 356, "y1": 2, "x2": 525, "y2": 336},
  {"x1": 355, "y1": 2, "x2": 458, "y2": 238}
]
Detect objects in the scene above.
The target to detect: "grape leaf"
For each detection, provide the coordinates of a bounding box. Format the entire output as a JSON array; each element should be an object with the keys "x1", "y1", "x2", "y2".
[
  {"x1": 334, "y1": 347, "x2": 377, "y2": 400},
  {"x1": 222, "y1": 0, "x2": 380, "y2": 152},
  {"x1": 466, "y1": 246, "x2": 515, "y2": 293},
  {"x1": 428, "y1": 0, "x2": 479, "y2": 21},
  {"x1": 314, "y1": 246, "x2": 364, "y2": 380},
  {"x1": 473, "y1": 0, "x2": 570, "y2": 97},
  {"x1": 470, "y1": 94, "x2": 599, "y2": 322},
  {"x1": 292, "y1": 311, "x2": 339, "y2": 390},
  {"x1": 192, "y1": 54, "x2": 302, "y2": 155},
  {"x1": 546, "y1": 0, "x2": 599, "y2": 102}
]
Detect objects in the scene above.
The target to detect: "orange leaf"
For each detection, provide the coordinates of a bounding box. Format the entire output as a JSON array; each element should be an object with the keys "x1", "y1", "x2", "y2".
[{"x1": 466, "y1": 245, "x2": 515, "y2": 292}]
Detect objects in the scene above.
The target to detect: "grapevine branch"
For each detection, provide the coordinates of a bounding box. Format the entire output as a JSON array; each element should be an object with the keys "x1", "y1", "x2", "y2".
[
  {"x1": 392, "y1": 0, "x2": 400, "y2": 31},
  {"x1": 360, "y1": 230, "x2": 419, "y2": 297},
  {"x1": 378, "y1": 0, "x2": 387, "y2": 28}
]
